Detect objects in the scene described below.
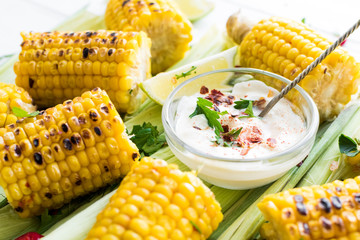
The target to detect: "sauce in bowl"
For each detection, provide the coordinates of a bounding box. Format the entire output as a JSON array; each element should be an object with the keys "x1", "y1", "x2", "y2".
[{"x1": 175, "y1": 80, "x2": 305, "y2": 159}]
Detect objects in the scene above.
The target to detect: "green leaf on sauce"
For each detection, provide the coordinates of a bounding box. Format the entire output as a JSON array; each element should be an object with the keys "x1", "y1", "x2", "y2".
[
  {"x1": 11, "y1": 107, "x2": 40, "y2": 118},
  {"x1": 234, "y1": 99, "x2": 252, "y2": 109},
  {"x1": 189, "y1": 97, "x2": 224, "y2": 136},
  {"x1": 238, "y1": 101, "x2": 256, "y2": 118},
  {"x1": 339, "y1": 134, "x2": 360, "y2": 157}
]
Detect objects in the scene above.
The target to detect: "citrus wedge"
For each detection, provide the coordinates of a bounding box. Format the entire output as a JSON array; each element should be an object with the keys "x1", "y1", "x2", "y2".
[
  {"x1": 174, "y1": 0, "x2": 214, "y2": 22},
  {"x1": 140, "y1": 47, "x2": 238, "y2": 105}
]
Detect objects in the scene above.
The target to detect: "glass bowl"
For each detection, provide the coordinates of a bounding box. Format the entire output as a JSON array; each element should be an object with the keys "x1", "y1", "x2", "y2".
[{"x1": 162, "y1": 68, "x2": 319, "y2": 189}]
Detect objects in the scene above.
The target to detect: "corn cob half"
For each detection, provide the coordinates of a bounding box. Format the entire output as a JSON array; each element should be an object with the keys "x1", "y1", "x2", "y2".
[
  {"x1": 258, "y1": 176, "x2": 360, "y2": 240},
  {"x1": 86, "y1": 157, "x2": 223, "y2": 240},
  {"x1": 0, "y1": 83, "x2": 36, "y2": 128},
  {"x1": 14, "y1": 30, "x2": 151, "y2": 113},
  {"x1": 105, "y1": 0, "x2": 192, "y2": 74},
  {"x1": 0, "y1": 88, "x2": 140, "y2": 218},
  {"x1": 238, "y1": 17, "x2": 360, "y2": 121}
]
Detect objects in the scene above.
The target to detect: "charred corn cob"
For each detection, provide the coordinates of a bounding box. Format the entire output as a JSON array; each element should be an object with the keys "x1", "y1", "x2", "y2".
[
  {"x1": 14, "y1": 30, "x2": 151, "y2": 113},
  {"x1": 238, "y1": 17, "x2": 360, "y2": 121},
  {"x1": 258, "y1": 176, "x2": 360, "y2": 240},
  {"x1": 86, "y1": 157, "x2": 223, "y2": 240},
  {"x1": 0, "y1": 88, "x2": 140, "y2": 218},
  {"x1": 0, "y1": 83, "x2": 36, "y2": 128},
  {"x1": 105, "y1": 0, "x2": 192, "y2": 74}
]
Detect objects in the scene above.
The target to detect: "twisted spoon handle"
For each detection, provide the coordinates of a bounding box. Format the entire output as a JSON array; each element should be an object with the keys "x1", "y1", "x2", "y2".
[{"x1": 259, "y1": 19, "x2": 360, "y2": 118}]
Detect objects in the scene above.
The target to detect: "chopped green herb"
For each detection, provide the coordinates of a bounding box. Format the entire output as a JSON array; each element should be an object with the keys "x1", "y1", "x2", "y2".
[
  {"x1": 190, "y1": 220, "x2": 202, "y2": 234},
  {"x1": 227, "y1": 127, "x2": 243, "y2": 140},
  {"x1": 234, "y1": 99, "x2": 253, "y2": 110},
  {"x1": 128, "y1": 122, "x2": 166, "y2": 156},
  {"x1": 189, "y1": 97, "x2": 224, "y2": 136},
  {"x1": 301, "y1": 18, "x2": 306, "y2": 24},
  {"x1": 339, "y1": 134, "x2": 360, "y2": 157},
  {"x1": 129, "y1": 89, "x2": 133, "y2": 94},
  {"x1": 11, "y1": 107, "x2": 40, "y2": 118},
  {"x1": 239, "y1": 101, "x2": 256, "y2": 118},
  {"x1": 175, "y1": 66, "x2": 197, "y2": 79}
]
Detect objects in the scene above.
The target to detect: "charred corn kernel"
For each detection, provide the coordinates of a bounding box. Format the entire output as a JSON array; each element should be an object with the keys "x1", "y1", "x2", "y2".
[
  {"x1": 0, "y1": 83, "x2": 36, "y2": 128},
  {"x1": 105, "y1": 0, "x2": 192, "y2": 74},
  {"x1": 86, "y1": 158, "x2": 223, "y2": 240},
  {"x1": 0, "y1": 88, "x2": 139, "y2": 218},
  {"x1": 239, "y1": 17, "x2": 360, "y2": 121},
  {"x1": 15, "y1": 31, "x2": 151, "y2": 113},
  {"x1": 258, "y1": 176, "x2": 360, "y2": 240}
]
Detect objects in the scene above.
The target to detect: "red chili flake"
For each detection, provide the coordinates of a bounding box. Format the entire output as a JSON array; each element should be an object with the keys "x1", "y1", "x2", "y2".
[
  {"x1": 222, "y1": 125, "x2": 229, "y2": 133},
  {"x1": 205, "y1": 89, "x2": 226, "y2": 105},
  {"x1": 266, "y1": 138, "x2": 276, "y2": 148},
  {"x1": 340, "y1": 39, "x2": 347, "y2": 46},
  {"x1": 15, "y1": 232, "x2": 43, "y2": 240},
  {"x1": 200, "y1": 86, "x2": 209, "y2": 94}
]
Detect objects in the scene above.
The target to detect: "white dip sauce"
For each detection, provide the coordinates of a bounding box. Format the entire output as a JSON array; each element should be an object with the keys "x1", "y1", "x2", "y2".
[{"x1": 175, "y1": 80, "x2": 305, "y2": 158}]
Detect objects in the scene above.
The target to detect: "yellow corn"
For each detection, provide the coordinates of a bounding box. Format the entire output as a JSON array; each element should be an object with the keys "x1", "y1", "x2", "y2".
[
  {"x1": 0, "y1": 83, "x2": 36, "y2": 128},
  {"x1": 239, "y1": 17, "x2": 360, "y2": 121},
  {"x1": 86, "y1": 157, "x2": 223, "y2": 240},
  {"x1": 258, "y1": 176, "x2": 360, "y2": 240},
  {"x1": 105, "y1": 0, "x2": 192, "y2": 74},
  {"x1": 0, "y1": 88, "x2": 139, "y2": 218},
  {"x1": 14, "y1": 30, "x2": 151, "y2": 113}
]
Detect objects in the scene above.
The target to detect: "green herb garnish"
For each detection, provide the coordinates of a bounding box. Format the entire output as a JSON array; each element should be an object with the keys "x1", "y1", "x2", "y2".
[
  {"x1": 226, "y1": 127, "x2": 243, "y2": 140},
  {"x1": 301, "y1": 18, "x2": 306, "y2": 24},
  {"x1": 190, "y1": 220, "x2": 202, "y2": 234},
  {"x1": 128, "y1": 122, "x2": 166, "y2": 156},
  {"x1": 234, "y1": 99, "x2": 253, "y2": 110},
  {"x1": 11, "y1": 107, "x2": 40, "y2": 118},
  {"x1": 339, "y1": 134, "x2": 360, "y2": 157},
  {"x1": 189, "y1": 97, "x2": 224, "y2": 136},
  {"x1": 175, "y1": 66, "x2": 197, "y2": 79},
  {"x1": 234, "y1": 99, "x2": 256, "y2": 118}
]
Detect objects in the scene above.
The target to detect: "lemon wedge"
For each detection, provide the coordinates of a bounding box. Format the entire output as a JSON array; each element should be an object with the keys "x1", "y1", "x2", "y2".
[
  {"x1": 140, "y1": 47, "x2": 238, "y2": 105},
  {"x1": 174, "y1": 0, "x2": 214, "y2": 22}
]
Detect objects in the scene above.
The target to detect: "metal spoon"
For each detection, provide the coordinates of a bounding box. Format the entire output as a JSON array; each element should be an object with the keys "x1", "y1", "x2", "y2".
[{"x1": 259, "y1": 19, "x2": 360, "y2": 118}]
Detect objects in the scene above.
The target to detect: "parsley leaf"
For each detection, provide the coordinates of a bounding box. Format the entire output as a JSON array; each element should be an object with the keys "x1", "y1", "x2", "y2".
[
  {"x1": 12, "y1": 107, "x2": 40, "y2": 118},
  {"x1": 234, "y1": 99, "x2": 253, "y2": 109},
  {"x1": 190, "y1": 220, "x2": 202, "y2": 234},
  {"x1": 175, "y1": 66, "x2": 197, "y2": 79},
  {"x1": 128, "y1": 122, "x2": 166, "y2": 156},
  {"x1": 239, "y1": 101, "x2": 256, "y2": 118},
  {"x1": 227, "y1": 127, "x2": 242, "y2": 139},
  {"x1": 301, "y1": 18, "x2": 306, "y2": 24},
  {"x1": 189, "y1": 97, "x2": 224, "y2": 135},
  {"x1": 339, "y1": 134, "x2": 360, "y2": 157}
]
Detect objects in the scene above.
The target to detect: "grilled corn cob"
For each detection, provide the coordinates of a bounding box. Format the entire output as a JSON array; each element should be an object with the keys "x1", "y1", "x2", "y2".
[
  {"x1": 0, "y1": 83, "x2": 36, "y2": 128},
  {"x1": 14, "y1": 30, "x2": 151, "y2": 113},
  {"x1": 86, "y1": 157, "x2": 223, "y2": 240},
  {"x1": 238, "y1": 17, "x2": 360, "y2": 121},
  {"x1": 258, "y1": 176, "x2": 360, "y2": 240},
  {"x1": 0, "y1": 88, "x2": 140, "y2": 218},
  {"x1": 105, "y1": 0, "x2": 192, "y2": 74}
]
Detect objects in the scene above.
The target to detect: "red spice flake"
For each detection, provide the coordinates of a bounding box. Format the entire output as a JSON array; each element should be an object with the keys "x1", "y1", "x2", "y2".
[
  {"x1": 254, "y1": 97, "x2": 266, "y2": 110},
  {"x1": 200, "y1": 86, "x2": 209, "y2": 94},
  {"x1": 193, "y1": 126, "x2": 201, "y2": 130},
  {"x1": 205, "y1": 89, "x2": 226, "y2": 105},
  {"x1": 238, "y1": 126, "x2": 263, "y2": 146},
  {"x1": 340, "y1": 39, "x2": 347, "y2": 46},
  {"x1": 240, "y1": 147, "x2": 250, "y2": 155},
  {"x1": 222, "y1": 125, "x2": 229, "y2": 133},
  {"x1": 266, "y1": 138, "x2": 277, "y2": 148}
]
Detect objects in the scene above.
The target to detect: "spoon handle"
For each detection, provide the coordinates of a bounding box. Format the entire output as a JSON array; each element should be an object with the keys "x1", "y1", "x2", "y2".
[{"x1": 259, "y1": 19, "x2": 360, "y2": 118}]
